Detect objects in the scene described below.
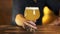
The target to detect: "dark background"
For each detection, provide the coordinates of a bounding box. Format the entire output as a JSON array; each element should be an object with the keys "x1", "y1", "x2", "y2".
[
  {"x1": 0, "y1": 0, "x2": 12, "y2": 25},
  {"x1": 0, "y1": 0, "x2": 60, "y2": 25}
]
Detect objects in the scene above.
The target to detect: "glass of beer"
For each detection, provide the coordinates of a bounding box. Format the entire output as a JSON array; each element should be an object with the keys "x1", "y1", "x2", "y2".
[{"x1": 24, "y1": 7, "x2": 40, "y2": 32}]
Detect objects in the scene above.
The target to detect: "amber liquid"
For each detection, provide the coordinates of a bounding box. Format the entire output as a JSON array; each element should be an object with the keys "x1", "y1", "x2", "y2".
[{"x1": 24, "y1": 7, "x2": 40, "y2": 21}]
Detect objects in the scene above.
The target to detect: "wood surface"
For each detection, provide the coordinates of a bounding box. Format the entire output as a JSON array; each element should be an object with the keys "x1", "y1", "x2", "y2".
[{"x1": 0, "y1": 25, "x2": 60, "y2": 34}]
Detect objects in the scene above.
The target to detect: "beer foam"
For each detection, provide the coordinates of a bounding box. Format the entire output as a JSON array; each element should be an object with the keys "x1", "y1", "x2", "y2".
[{"x1": 25, "y1": 7, "x2": 39, "y2": 10}]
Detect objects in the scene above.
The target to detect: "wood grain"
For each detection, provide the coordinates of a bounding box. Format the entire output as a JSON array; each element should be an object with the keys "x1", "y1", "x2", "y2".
[{"x1": 0, "y1": 25, "x2": 60, "y2": 34}]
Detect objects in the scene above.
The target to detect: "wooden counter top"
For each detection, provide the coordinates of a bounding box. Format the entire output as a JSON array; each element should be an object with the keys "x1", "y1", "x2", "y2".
[{"x1": 0, "y1": 25, "x2": 60, "y2": 34}]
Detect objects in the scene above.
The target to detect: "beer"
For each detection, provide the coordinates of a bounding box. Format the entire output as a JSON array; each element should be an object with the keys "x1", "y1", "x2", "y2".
[{"x1": 24, "y1": 7, "x2": 40, "y2": 21}]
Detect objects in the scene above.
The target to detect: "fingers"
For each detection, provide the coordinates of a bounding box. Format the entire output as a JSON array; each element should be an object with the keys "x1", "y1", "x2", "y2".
[
  {"x1": 27, "y1": 21, "x2": 36, "y2": 26},
  {"x1": 24, "y1": 21, "x2": 37, "y2": 29}
]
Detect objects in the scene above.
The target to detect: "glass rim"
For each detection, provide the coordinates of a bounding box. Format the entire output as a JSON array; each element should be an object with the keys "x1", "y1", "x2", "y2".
[{"x1": 25, "y1": 7, "x2": 39, "y2": 10}]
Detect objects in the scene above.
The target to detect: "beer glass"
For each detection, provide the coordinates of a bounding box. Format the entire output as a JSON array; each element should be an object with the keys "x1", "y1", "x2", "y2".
[{"x1": 24, "y1": 7, "x2": 40, "y2": 32}]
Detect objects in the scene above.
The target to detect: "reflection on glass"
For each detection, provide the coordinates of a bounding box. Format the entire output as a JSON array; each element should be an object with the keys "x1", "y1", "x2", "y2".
[{"x1": 24, "y1": 7, "x2": 40, "y2": 21}]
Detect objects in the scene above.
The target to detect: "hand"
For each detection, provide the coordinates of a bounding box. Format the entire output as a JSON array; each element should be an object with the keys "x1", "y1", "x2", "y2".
[
  {"x1": 23, "y1": 21, "x2": 37, "y2": 31},
  {"x1": 48, "y1": 17, "x2": 60, "y2": 26}
]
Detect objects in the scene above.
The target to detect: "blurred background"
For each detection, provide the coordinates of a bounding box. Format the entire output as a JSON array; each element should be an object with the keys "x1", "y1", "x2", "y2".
[
  {"x1": 0, "y1": 0, "x2": 12, "y2": 25},
  {"x1": 0, "y1": 0, "x2": 60, "y2": 34},
  {"x1": 0, "y1": 0, "x2": 60, "y2": 25}
]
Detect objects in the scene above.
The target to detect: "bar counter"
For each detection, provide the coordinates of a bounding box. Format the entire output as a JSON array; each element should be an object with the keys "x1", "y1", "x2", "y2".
[{"x1": 0, "y1": 25, "x2": 60, "y2": 34}]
